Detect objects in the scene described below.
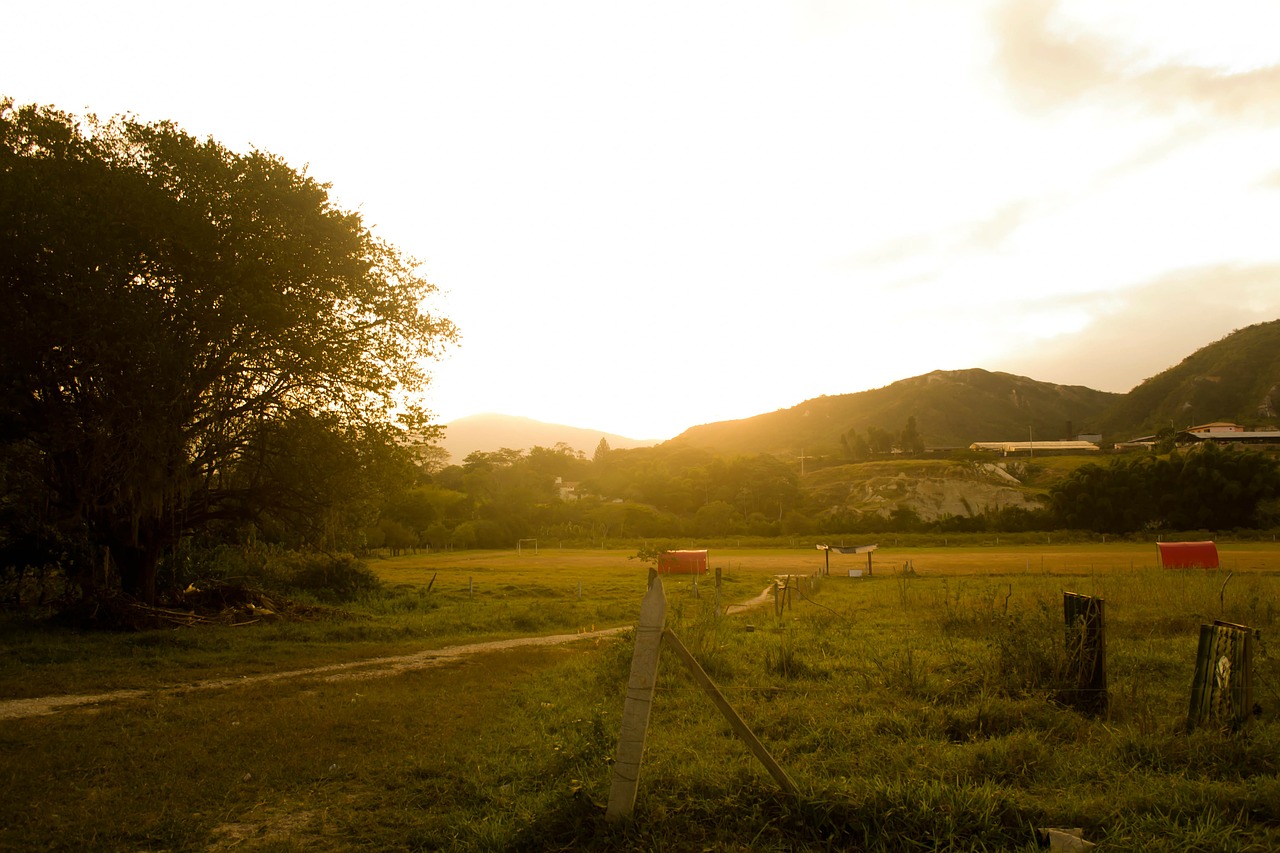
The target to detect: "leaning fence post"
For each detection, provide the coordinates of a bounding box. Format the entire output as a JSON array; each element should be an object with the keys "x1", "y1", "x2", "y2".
[
  {"x1": 661, "y1": 628, "x2": 799, "y2": 797},
  {"x1": 606, "y1": 569, "x2": 667, "y2": 821}
]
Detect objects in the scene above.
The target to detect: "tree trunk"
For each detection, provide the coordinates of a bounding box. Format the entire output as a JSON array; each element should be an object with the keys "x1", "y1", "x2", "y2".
[{"x1": 114, "y1": 540, "x2": 160, "y2": 605}]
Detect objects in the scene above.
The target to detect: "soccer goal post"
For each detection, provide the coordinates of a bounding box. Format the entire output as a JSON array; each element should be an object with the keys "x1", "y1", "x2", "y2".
[{"x1": 517, "y1": 538, "x2": 538, "y2": 556}]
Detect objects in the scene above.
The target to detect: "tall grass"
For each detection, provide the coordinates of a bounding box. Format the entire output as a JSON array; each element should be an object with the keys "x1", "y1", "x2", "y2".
[{"x1": 2, "y1": 547, "x2": 1278, "y2": 850}]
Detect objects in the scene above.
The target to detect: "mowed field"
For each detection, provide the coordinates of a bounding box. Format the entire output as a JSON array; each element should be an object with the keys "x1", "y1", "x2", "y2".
[
  {"x1": 2, "y1": 541, "x2": 1279, "y2": 851},
  {"x1": 371, "y1": 539, "x2": 1280, "y2": 602}
]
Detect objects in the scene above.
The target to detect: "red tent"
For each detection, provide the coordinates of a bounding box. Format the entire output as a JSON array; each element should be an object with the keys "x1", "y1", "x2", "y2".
[
  {"x1": 1157, "y1": 541, "x2": 1220, "y2": 569},
  {"x1": 657, "y1": 549, "x2": 708, "y2": 575}
]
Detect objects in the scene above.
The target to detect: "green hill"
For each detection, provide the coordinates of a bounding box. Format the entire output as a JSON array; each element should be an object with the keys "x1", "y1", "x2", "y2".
[
  {"x1": 1096, "y1": 319, "x2": 1280, "y2": 439},
  {"x1": 670, "y1": 368, "x2": 1120, "y2": 456}
]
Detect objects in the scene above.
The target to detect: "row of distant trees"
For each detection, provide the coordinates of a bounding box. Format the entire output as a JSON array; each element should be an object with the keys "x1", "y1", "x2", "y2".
[
  {"x1": 840, "y1": 416, "x2": 926, "y2": 460},
  {"x1": 3, "y1": 101, "x2": 1278, "y2": 608},
  {"x1": 367, "y1": 438, "x2": 1280, "y2": 552},
  {"x1": 1050, "y1": 441, "x2": 1280, "y2": 533}
]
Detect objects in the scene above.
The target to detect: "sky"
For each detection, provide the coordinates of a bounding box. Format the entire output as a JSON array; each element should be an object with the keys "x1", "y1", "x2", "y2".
[{"x1": 7, "y1": 1, "x2": 1280, "y2": 440}]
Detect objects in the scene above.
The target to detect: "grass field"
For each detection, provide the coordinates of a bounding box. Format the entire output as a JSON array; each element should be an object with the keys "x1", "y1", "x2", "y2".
[{"x1": 2, "y1": 543, "x2": 1278, "y2": 851}]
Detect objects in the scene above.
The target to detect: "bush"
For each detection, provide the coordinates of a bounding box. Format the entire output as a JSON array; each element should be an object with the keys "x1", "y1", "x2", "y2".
[
  {"x1": 194, "y1": 545, "x2": 381, "y2": 604},
  {"x1": 272, "y1": 552, "x2": 381, "y2": 603}
]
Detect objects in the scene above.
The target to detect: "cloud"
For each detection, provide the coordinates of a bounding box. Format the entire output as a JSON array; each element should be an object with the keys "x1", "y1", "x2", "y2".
[
  {"x1": 992, "y1": 0, "x2": 1114, "y2": 112},
  {"x1": 1096, "y1": 122, "x2": 1214, "y2": 182},
  {"x1": 957, "y1": 198, "x2": 1039, "y2": 252},
  {"x1": 989, "y1": 263, "x2": 1280, "y2": 392},
  {"x1": 839, "y1": 197, "x2": 1044, "y2": 273},
  {"x1": 1137, "y1": 63, "x2": 1280, "y2": 122},
  {"x1": 993, "y1": 0, "x2": 1280, "y2": 121}
]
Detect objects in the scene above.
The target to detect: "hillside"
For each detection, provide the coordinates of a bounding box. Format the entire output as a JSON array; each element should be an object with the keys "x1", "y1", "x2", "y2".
[
  {"x1": 1096, "y1": 319, "x2": 1280, "y2": 439},
  {"x1": 803, "y1": 458, "x2": 1047, "y2": 522},
  {"x1": 438, "y1": 321, "x2": 1280, "y2": 471},
  {"x1": 439, "y1": 413, "x2": 658, "y2": 463},
  {"x1": 668, "y1": 369, "x2": 1120, "y2": 456}
]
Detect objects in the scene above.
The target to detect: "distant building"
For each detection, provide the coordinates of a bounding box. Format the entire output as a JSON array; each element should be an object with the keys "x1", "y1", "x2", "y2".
[
  {"x1": 969, "y1": 439, "x2": 1099, "y2": 455},
  {"x1": 1187, "y1": 422, "x2": 1246, "y2": 435},
  {"x1": 1178, "y1": 423, "x2": 1280, "y2": 447},
  {"x1": 1115, "y1": 435, "x2": 1158, "y2": 450},
  {"x1": 1117, "y1": 422, "x2": 1280, "y2": 450},
  {"x1": 554, "y1": 477, "x2": 580, "y2": 501}
]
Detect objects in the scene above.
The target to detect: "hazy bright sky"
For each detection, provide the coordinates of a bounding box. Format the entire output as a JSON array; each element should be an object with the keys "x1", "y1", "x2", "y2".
[{"x1": 7, "y1": 1, "x2": 1280, "y2": 440}]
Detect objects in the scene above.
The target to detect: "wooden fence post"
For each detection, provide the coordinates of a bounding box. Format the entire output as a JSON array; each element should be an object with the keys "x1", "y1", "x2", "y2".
[
  {"x1": 1063, "y1": 592, "x2": 1107, "y2": 716},
  {"x1": 1187, "y1": 620, "x2": 1255, "y2": 732},
  {"x1": 606, "y1": 570, "x2": 667, "y2": 821},
  {"x1": 714, "y1": 566, "x2": 722, "y2": 618}
]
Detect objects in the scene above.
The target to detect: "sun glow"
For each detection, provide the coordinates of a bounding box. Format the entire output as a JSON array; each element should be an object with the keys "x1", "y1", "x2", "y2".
[{"x1": 6, "y1": 0, "x2": 1280, "y2": 439}]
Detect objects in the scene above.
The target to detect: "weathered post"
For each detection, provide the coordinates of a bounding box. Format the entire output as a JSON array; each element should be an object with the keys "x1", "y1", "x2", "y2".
[
  {"x1": 606, "y1": 570, "x2": 667, "y2": 821},
  {"x1": 714, "y1": 566, "x2": 722, "y2": 618},
  {"x1": 1063, "y1": 592, "x2": 1107, "y2": 716},
  {"x1": 1187, "y1": 620, "x2": 1255, "y2": 732}
]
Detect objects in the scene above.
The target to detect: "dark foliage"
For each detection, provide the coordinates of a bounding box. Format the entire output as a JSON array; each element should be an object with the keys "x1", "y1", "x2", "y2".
[
  {"x1": 1049, "y1": 442, "x2": 1280, "y2": 533},
  {"x1": 0, "y1": 99, "x2": 454, "y2": 603}
]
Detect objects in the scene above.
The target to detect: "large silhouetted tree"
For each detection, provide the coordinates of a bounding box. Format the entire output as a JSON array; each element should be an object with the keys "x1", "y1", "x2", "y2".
[{"x1": 0, "y1": 100, "x2": 456, "y2": 603}]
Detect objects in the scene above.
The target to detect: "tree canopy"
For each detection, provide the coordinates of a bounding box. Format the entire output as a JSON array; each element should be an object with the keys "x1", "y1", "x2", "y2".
[
  {"x1": 1048, "y1": 442, "x2": 1280, "y2": 534},
  {"x1": 0, "y1": 100, "x2": 456, "y2": 602}
]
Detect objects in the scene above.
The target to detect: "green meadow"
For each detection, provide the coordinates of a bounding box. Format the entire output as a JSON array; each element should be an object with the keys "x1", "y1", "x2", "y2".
[{"x1": 2, "y1": 543, "x2": 1279, "y2": 851}]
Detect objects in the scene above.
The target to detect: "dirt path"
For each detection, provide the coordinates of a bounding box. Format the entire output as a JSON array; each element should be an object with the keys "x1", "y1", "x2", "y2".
[
  {"x1": 0, "y1": 626, "x2": 631, "y2": 721},
  {"x1": 724, "y1": 583, "x2": 777, "y2": 614},
  {"x1": 1, "y1": 582, "x2": 781, "y2": 722}
]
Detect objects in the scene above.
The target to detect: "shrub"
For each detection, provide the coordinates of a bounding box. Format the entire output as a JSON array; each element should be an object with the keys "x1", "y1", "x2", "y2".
[{"x1": 271, "y1": 552, "x2": 381, "y2": 603}]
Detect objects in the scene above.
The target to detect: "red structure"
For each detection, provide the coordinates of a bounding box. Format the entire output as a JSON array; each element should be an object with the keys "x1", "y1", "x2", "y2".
[
  {"x1": 657, "y1": 549, "x2": 708, "y2": 575},
  {"x1": 1157, "y1": 541, "x2": 1220, "y2": 569}
]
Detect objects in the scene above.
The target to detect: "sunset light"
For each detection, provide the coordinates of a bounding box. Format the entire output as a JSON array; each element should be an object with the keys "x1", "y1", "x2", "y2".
[{"x1": 6, "y1": 0, "x2": 1279, "y2": 439}]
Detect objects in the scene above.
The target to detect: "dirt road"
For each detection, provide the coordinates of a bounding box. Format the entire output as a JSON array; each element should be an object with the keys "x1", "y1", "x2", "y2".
[
  {"x1": 1, "y1": 580, "x2": 780, "y2": 722},
  {"x1": 0, "y1": 626, "x2": 630, "y2": 721}
]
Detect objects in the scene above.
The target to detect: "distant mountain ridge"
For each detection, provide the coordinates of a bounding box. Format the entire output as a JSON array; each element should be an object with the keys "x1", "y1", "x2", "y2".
[
  {"x1": 439, "y1": 413, "x2": 658, "y2": 463},
  {"x1": 669, "y1": 369, "x2": 1121, "y2": 456},
  {"x1": 444, "y1": 321, "x2": 1280, "y2": 461}
]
